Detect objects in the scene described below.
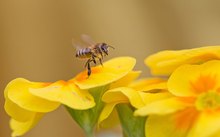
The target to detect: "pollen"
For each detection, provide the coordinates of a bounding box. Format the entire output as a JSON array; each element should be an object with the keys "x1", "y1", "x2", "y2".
[
  {"x1": 74, "y1": 71, "x2": 88, "y2": 82},
  {"x1": 74, "y1": 67, "x2": 102, "y2": 82},
  {"x1": 91, "y1": 67, "x2": 102, "y2": 73}
]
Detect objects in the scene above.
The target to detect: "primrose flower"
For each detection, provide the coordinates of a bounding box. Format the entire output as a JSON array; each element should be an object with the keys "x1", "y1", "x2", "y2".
[
  {"x1": 145, "y1": 46, "x2": 220, "y2": 76},
  {"x1": 4, "y1": 56, "x2": 137, "y2": 137},
  {"x1": 66, "y1": 57, "x2": 139, "y2": 136},
  {"x1": 135, "y1": 60, "x2": 220, "y2": 137},
  {"x1": 4, "y1": 78, "x2": 94, "y2": 137},
  {"x1": 98, "y1": 78, "x2": 171, "y2": 137},
  {"x1": 72, "y1": 56, "x2": 137, "y2": 89}
]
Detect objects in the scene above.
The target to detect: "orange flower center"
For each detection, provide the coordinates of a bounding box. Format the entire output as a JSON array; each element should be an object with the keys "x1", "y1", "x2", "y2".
[
  {"x1": 195, "y1": 92, "x2": 220, "y2": 111},
  {"x1": 190, "y1": 74, "x2": 220, "y2": 111},
  {"x1": 190, "y1": 74, "x2": 217, "y2": 94}
]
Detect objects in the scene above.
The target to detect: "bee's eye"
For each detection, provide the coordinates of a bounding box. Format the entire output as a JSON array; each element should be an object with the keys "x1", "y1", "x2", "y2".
[{"x1": 101, "y1": 44, "x2": 107, "y2": 50}]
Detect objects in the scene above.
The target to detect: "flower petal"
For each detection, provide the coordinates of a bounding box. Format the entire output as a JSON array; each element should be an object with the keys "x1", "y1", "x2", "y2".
[
  {"x1": 188, "y1": 112, "x2": 220, "y2": 137},
  {"x1": 102, "y1": 87, "x2": 145, "y2": 108},
  {"x1": 6, "y1": 78, "x2": 60, "y2": 112},
  {"x1": 73, "y1": 57, "x2": 136, "y2": 89},
  {"x1": 145, "y1": 114, "x2": 188, "y2": 137},
  {"x1": 4, "y1": 98, "x2": 35, "y2": 122},
  {"x1": 139, "y1": 91, "x2": 173, "y2": 105},
  {"x1": 30, "y1": 81, "x2": 95, "y2": 110},
  {"x1": 145, "y1": 49, "x2": 188, "y2": 75},
  {"x1": 10, "y1": 113, "x2": 43, "y2": 137},
  {"x1": 129, "y1": 78, "x2": 167, "y2": 91},
  {"x1": 168, "y1": 60, "x2": 220, "y2": 97},
  {"x1": 110, "y1": 71, "x2": 141, "y2": 89},
  {"x1": 145, "y1": 46, "x2": 220, "y2": 76},
  {"x1": 98, "y1": 102, "x2": 118, "y2": 128},
  {"x1": 134, "y1": 97, "x2": 190, "y2": 116},
  {"x1": 99, "y1": 108, "x2": 119, "y2": 129}
]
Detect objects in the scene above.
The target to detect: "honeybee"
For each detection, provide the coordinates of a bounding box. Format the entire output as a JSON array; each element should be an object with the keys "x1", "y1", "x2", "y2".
[{"x1": 74, "y1": 35, "x2": 114, "y2": 77}]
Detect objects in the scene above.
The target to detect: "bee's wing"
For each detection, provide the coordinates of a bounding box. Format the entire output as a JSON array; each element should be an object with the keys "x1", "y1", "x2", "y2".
[
  {"x1": 81, "y1": 34, "x2": 96, "y2": 47},
  {"x1": 72, "y1": 38, "x2": 86, "y2": 51}
]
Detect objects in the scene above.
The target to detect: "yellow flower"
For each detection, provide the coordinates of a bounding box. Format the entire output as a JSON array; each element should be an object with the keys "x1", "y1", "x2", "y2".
[
  {"x1": 98, "y1": 78, "x2": 170, "y2": 128},
  {"x1": 91, "y1": 68, "x2": 141, "y2": 129},
  {"x1": 145, "y1": 46, "x2": 220, "y2": 76},
  {"x1": 63, "y1": 57, "x2": 139, "y2": 136},
  {"x1": 4, "y1": 56, "x2": 137, "y2": 136},
  {"x1": 135, "y1": 60, "x2": 220, "y2": 137},
  {"x1": 10, "y1": 114, "x2": 43, "y2": 137},
  {"x1": 4, "y1": 78, "x2": 94, "y2": 137},
  {"x1": 30, "y1": 80, "x2": 95, "y2": 109},
  {"x1": 72, "y1": 56, "x2": 136, "y2": 89}
]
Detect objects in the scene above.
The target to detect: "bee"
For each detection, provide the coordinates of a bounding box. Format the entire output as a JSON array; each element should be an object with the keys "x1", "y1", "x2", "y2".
[{"x1": 74, "y1": 35, "x2": 114, "y2": 77}]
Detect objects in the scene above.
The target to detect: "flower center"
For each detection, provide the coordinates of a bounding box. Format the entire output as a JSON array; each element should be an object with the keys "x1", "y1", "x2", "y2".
[
  {"x1": 190, "y1": 74, "x2": 217, "y2": 94},
  {"x1": 196, "y1": 92, "x2": 220, "y2": 111}
]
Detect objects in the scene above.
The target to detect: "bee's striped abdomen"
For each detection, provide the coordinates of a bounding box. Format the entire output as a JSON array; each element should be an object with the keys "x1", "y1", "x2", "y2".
[{"x1": 76, "y1": 48, "x2": 92, "y2": 58}]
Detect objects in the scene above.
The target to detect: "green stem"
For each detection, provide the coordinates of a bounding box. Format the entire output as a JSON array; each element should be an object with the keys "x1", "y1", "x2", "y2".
[
  {"x1": 65, "y1": 85, "x2": 109, "y2": 137},
  {"x1": 84, "y1": 128, "x2": 94, "y2": 137},
  {"x1": 123, "y1": 131, "x2": 128, "y2": 137},
  {"x1": 117, "y1": 104, "x2": 146, "y2": 137}
]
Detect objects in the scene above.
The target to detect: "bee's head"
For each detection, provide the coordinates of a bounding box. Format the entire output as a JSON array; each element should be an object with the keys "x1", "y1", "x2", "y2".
[{"x1": 100, "y1": 43, "x2": 114, "y2": 55}]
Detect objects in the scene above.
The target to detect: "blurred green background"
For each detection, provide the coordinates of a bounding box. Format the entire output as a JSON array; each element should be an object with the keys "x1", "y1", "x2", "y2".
[{"x1": 1, "y1": 0, "x2": 220, "y2": 137}]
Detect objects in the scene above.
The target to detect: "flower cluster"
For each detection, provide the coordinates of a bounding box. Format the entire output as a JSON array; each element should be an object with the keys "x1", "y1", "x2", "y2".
[
  {"x1": 4, "y1": 57, "x2": 138, "y2": 137},
  {"x1": 136, "y1": 46, "x2": 220, "y2": 137},
  {"x1": 4, "y1": 46, "x2": 220, "y2": 137}
]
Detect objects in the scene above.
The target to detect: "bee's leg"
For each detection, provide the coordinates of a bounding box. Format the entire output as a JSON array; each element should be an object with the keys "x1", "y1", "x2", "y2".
[
  {"x1": 85, "y1": 59, "x2": 92, "y2": 77},
  {"x1": 93, "y1": 56, "x2": 103, "y2": 66},
  {"x1": 91, "y1": 54, "x2": 97, "y2": 65},
  {"x1": 84, "y1": 59, "x2": 90, "y2": 68},
  {"x1": 103, "y1": 51, "x2": 108, "y2": 56},
  {"x1": 95, "y1": 56, "x2": 103, "y2": 66},
  {"x1": 97, "y1": 47, "x2": 104, "y2": 59},
  {"x1": 87, "y1": 61, "x2": 91, "y2": 77},
  {"x1": 100, "y1": 51, "x2": 103, "y2": 59},
  {"x1": 84, "y1": 60, "x2": 91, "y2": 77},
  {"x1": 99, "y1": 58, "x2": 103, "y2": 66}
]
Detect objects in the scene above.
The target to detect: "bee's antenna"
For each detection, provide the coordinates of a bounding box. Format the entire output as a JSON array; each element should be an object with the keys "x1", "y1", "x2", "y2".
[{"x1": 108, "y1": 45, "x2": 115, "y2": 49}]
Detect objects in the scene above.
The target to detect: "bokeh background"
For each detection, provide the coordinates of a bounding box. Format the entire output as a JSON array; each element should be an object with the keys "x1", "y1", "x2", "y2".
[{"x1": 1, "y1": 0, "x2": 220, "y2": 137}]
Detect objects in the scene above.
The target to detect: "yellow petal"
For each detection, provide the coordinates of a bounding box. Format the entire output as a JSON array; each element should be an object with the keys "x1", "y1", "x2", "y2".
[
  {"x1": 141, "y1": 82, "x2": 167, "y2": 93},
  {"x1": 73, "y1": 57, "x2": 136, "y2": 89},
  {"x1": 145, "y1": 49, "x2": 188, "y2": 75},
  {"x1": 188, "y1": 112, "x2": 220, "y2": 137},
  {"x1": 102, "y1": 90, "x2": 128, "y2": 103},
  {"x1": 145, "y1": 46, "x2": 220, "y2": 76},
  {"x1": 99, "y1": 108, "x2": 119, "y2": 129},
  {"x1": 4, "y1": 98, "x2": 35, "y2": 122},
  {"x1": 134, "y1": 97, "x2": 190, "y2": 116},
  {"x1": 110, "y1": 71, "x2": 141, "y2": 89},
  {"x1": 10, "y1": 113, "x2": 43, "y2": 137},
  {"x1": 168, "y1": 60, "x2": 220, "y2": 97},
  {"x1": 210, "y1": 130, "x2": 220, "y2": 137},
  {"x1": 145, "y1": 114, "x2": 188, "y2": 137},
  {"x1": 139, "y1": 91, "x2": 173, "y2": 105},
  {"x1": 102, "y1": 87, "x2": 145, "y2": 108},
  {"x1": 6, "y1": 78, "x2": 60, "y2": 112},
  {"x1": 30, "y1": 81, "x2": 95, "y2": 110},
  {"x1": 98, "y1": 102, "x2": 118, "y2": 128},
  {"x1": 129, "y1": 78, "x2": 167, "y2": 91}
]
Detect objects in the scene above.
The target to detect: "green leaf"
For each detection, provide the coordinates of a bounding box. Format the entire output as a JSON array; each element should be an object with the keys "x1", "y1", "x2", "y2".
[
  {"x1": 117, "y1": 104, "x2": 146, "y2": 137},
  {"x1": 65, "y1": 85, "x2": 109, "y2": 137}
]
